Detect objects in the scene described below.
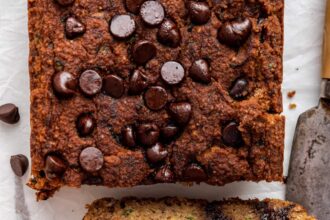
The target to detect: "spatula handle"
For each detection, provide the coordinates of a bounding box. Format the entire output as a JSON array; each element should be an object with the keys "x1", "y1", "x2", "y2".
[{"x1": 322, "y1": 0, "x2": 330, "y2": 79}]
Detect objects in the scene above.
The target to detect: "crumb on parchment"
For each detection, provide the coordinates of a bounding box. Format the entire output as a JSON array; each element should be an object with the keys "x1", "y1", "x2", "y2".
[
  {"x1": 287, "y1": 90, "x2": 296, "y2": 98},
  {"x1": 289, "y1": 103, "x2": 297, "y2": 110}
]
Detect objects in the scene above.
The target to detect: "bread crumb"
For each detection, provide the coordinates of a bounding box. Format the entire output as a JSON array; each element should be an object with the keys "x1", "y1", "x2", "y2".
[
  {"x1": 289, "y1": 103, "x2": 297, "y2": 109},
  {"x1": 287, "y1": 90, "x2": 296, "y2": 98}
]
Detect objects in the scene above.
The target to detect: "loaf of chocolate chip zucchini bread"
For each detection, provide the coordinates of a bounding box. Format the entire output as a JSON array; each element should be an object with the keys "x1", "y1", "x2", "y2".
[{"x1": 28, "y1": 0, "x2": 284, "y2": 199}]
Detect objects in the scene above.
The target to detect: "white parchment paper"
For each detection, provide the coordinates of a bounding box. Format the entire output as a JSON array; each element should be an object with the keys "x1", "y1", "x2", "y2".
[{"x1": 0, "y1": 0, "x2": 326, "y2": 219}]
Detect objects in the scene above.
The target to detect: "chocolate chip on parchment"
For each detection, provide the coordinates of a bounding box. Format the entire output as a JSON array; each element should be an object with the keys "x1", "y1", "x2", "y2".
[
  {"x1": 161, "y1": 61, "x2": 185, "y2": 85},
  {"x1": 168, "y1": 102, "x2": 192, "y2": 126},
  {"x1": 222, "y1": 122, "x2": 243, "y2": 147},
  {"x1": 103, "y1": 75, "x2": 125, "y2": 98},
  {"x1": 146, "y1": 143, "x2": 168, "y2": 163},
  {"x1": 157, "y1": 19, "x2": 181, "y2": 48},
  {"x1": 79, "y1": 147, "x2": 104, "y2": 172},
  {"x1": 188, "y1": 1, "x2": 211, "y2": 25},
  {"x1": 76, "y1": 114, "x2": 96, "y2": 137},
  {"x1": 53, "y1": 71, "x2": 77, "y2": 98},
  {"x1": 65, "y1": 17, "x2": 86, "y2": 39},
  {"x1": 137, "y1": 123, "x2": 160, "y2": 146},
  {"x1": 109, "y1": 15, "x2": 136, "y2": 39},
  {"x1": 189, "y1": 59, "x2": 211, "y2": 84},
  {"x1": 0, "y1": 103, "x2": 20, "y2": 124},
  {"x1": 45, "y1": 155, "x2": 67, "y2": 180},
  {"x1": 140, "y1": 1, "x2": 165, "y2": 26},
  {"x1": 132, "y1": 40, "x2": 157, "y2": 65},
  {"x1": 79, "y1": 70, "x2": 102, "y2": 96},
  {"x1": 10, "y1": 154, "x2": 29, "y2": 177},
  {"x1": 144, "y1": 86, "x2": 168, "y2": 111}
]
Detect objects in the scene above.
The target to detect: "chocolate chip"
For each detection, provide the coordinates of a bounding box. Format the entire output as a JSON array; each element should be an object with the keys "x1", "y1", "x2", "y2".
[
  {"x1": 168, "y1": 102, "x2": 192, "y2": 126},
  {"x1": 188, "y1": 1, "x2": 211, "y2": 25},
  {"x1": 128, "y1": 70, "x2": 149, "y2": 95},
  {"x1": 79, "y1": 70, "x2": 102, "y2": 96},
  {"x1": 157, "y1": 19, "x2": 181, "y2": 48},
  {"x1": 161, "y1": 61, "x2": 185, "y2": 85},
  {"x1": 53, "y1": 71, "x2": 77, "y2": 98},
  {"x1": 161, "y1": 124, "x2": 179, "y2": 140},
  {"x1": 79, "y1": 147, "x2": 104, "y2": 172},
  {"x1": 140, "y1": 1, "x2": 165, "y2": 26},
  {"x1": 121, "y1": 126, "x2": 136, "y2": 148},
  {"x1": 229, "y1": 78, "x2": 249, "y2": 100},
  {"x1": 65, "y1": 17, "x2": 86, "y2": 39},
  {"x1": 103, "y1": 75, "x2": 125, "y2": 98},
  {"x1": 109, "y1": 15, "x2": 136, "y2": 39},
  {"x1": 125, "y1": 0, "x2": 146, "y2": 14},
  {"x1": 183, "y1": 163, "x2": 207, "y2": 182},
  {"x1": 137, "y1": 123, "x2": 160, "y2": 146},
  {"x1": 155, "y1": 165, "x2": 174, "y2": 183},
  {"x1": 144, "y1": 86, "x2": 168, "y2": 111},
  {"x1": 0, "y1": 103, "x2": 20, "y2": 124},
  {"x1": 55, "y1": 0, "x2": 75, "y2": 6},
  {"x1": 218, "y1": 18, "x2": 252, "y2": 48},
  {"x1": 45, "y1": 155, "x2": 67, "y2": 180},
  {"x1": 222, "y1": 122, "x2": 243, "y2": 147},
  {"x1": 132, "y1": 40, "x2": 157, "y2": 65},
  {"x1": 76, "y1": 114, "x2": 96, "y2": 137},
  {"x1": 146, "y1": 143, "x2": 168, "y2": 163},
  {"x1": 189, "y1": 59, "x2": 211, "y2": 84},
  {"x1": 10, "y1": 154, "x2": 29, "y2": 177}
]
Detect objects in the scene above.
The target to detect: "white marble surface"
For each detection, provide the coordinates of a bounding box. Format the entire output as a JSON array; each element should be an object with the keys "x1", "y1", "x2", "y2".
[{"x1": 0, "y1": 0, "x2": 325, "y2": 219}]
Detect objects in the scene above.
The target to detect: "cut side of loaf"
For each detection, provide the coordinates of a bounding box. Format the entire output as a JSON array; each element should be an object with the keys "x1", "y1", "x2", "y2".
[{"x1": 83, "y1": 197, "x2": 315, "y2": 220}]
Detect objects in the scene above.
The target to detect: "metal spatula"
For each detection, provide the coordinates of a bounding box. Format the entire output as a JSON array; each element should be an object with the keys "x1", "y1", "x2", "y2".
[{"x1": 286, "y1": 1, "x2": 330, "y2": 220}]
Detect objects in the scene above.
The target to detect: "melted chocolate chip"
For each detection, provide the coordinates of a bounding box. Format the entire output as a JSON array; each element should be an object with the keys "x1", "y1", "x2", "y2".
[
  {"x1": 103, "y1": 75, "x2": 125, "y2": 98},
  {"x1": 10, "y1": 154, "x2": 29, "y2": 177},
  {"x1": 45, "y1": 155, "x2": 67, "y2": 180},
  {"x1": 222, "y1": 122, "x2": 243, "y2": 147},
  {"x1": 79, "y1": 147, "x2": 104, "y2": 172},
  {"x1": 188, "y1": 1, "x2": 211, "y2": 25},
  {"x1": 161, "y1": 61, "x2": 185, "y2": 85},
  {"x1": 168, "y1": 102, "x2": 192, "y2": 126},
  {"x1": 157, "y1": 19, "x2": 181, "y2": 48},
  {"x1": 55, "y1": 0, "x2": 75, "y2": 6},
  {"x1": 109, "y1": 15, "x2": 136, "y2": 39},
  {"x1": 128, "y1": 70, "x2": 149, "y2": 95},
  {"x1": 229, "y1": 78, "x2": 249, "y2": 100},
  {"x1": 121, "y1": 126, "x2": 136, "y2": 148},
  {"x1": 146, "y1": 143, "x2": 168, "y2": 163},
  {"x1": 76, "y1": 114, "x2": 96, "y2": 137},
  {"x1": 140, "y1": 1, "x2": 165, "y2": 26},
  {"x1": 189, "y1": 59, "x2": 211, "y2": 84},
  {"x1": 53, "y1": 71, "x2": 77, "y2": 98},
  {"x1": 218, "y1": 18, "x2": 252, "y2": 48},
  {"x1": 155, "y1": 165, "x2": 175, "y2": 183},
  {"x1": 144, "y1": 86, "x2": 168, "y2": 111},
  {"x1": 132, "y1": 40, "x2": 157, "y2": 65},
  {"x1": 125, "y1": 0, "x2": 146, "y2": 14},
  {"x1": 183, "y1": 163, "x2": 207, "y2": 182},
  {"x1": 137, "y1": 123, "x2": 160, "y2": 146},
  {"x1": 0, "y1": 103, "x2": 20, "y2": 124},
  {"x1": 79, "y1": 70, "x2": 102, "y2": 96},
  {"x1": 161, "y1": 124, "x2": 179, "y2": 140},
  {"x1": 205, "y1": 202, "x2": 230, "y2": 220},
  {"x1": 65, "y1": 17, "x2": 86, "y2": 39}
]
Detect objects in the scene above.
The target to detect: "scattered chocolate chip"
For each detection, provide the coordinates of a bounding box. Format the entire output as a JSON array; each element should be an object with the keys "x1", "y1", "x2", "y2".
[
  {"x1": 76, "y1": 114, "x2": 96, "y2": 137},
  {"x1": 121, "y1": 126, "x2": 136, "y2": 148},
  {"x1": 79, "y1": 147, "x2": 104, "y2": 172},
  {"x1": 0, "y1": 103, "x2": 20, "y2": 124},
  {"x1": 103, "y1": 75, "x2": 125, "y2": 98},
  {"x1": 128, "y1": 70, "x2": 149, "y2": 95},
  {"x1": 188, "y1": 1, "x2": 211, "y2": 25},
  {"x1": 45, "y1": 155, "x2": 67, "y2": 180},
  {"x1": 229, "y1": 78, "x2": 249, "y2": 100},
  {"x1": 132, "y1": 40, "x2": 157, "y2": 65},
  {"x1": 79, "y1": 70, "x2": 102, "y2": 96},
  {"x1": 10, "y1": 154, "x2": 29, "y2": 177},
  {"x1": 65, "y1": 17, "x2": 86, "y2": 39},
  {"x1": 140, "y1": 1, "x2": 165, "y2": 26},
  {"x1": 157, "y1": 19, "x2": 181, "y2": 48},
  {"x1": 161, "y1": 124, "x2": 179, "y2": 140},
  {"x1": 222, "y1": 122, "x2": 243, "y2": 147},
  {"x1": 146, "y1": 143, "x2": 168, "y2": 163},
  {"x1": 155, "y1": 165, "x2": 174, "y2": 183},
  {"x1": 109, "y1": 15, "x2": 136, "y2": 39},
  {"x1": 183, "y1": 163, "x2": 207, "y2": 182},
  {"x1": 218, "y1": 18, "x2": 252, "y2": 48},
  {"x1": 161, "y1": 61, "x2": 185, "y2": 85},
  {"x1": 55, "y1": 0, "x2": 75, "y2": 6},
  {"x1": 53, "y1": 71, "x2": 77, "y2": 98},
  {"x1": 189, "y1": 59, "x2": 211, "y2": 84},
  {"x1": 125, "y1": 0, "x2": 146, "y2": 14},
  {"x1": 137, "y1": 123, "x2": 160, "y2": 146},
  {"x1": 144, "y1": 86, "x2": 168, "y2": 111},
  {"x1": 168, "y1": 102, "x2": 192, "y2": 126}
]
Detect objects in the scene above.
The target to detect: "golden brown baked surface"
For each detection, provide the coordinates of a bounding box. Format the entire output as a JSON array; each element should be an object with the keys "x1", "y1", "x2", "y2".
[
  {"x1": 83, "y1": 197, "x2": 315, "y2": 220},
  {"x1": 28, "y1": 0, "x2": 284, "y2": 200}
]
